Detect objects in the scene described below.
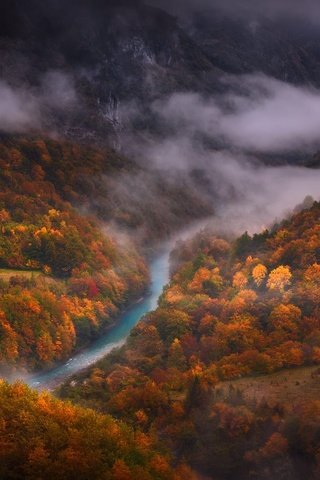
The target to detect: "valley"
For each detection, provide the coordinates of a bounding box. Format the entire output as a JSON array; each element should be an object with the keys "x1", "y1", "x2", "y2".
[
  {"x1": 25, "y1": 245, "x2": 171, "y2": 390},
  {"x1": 0, "y1": 1, "x2": 320, "y2": 479}
]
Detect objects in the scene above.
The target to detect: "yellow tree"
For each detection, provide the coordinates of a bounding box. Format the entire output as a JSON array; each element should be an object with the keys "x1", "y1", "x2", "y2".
[
  {"x1": 267, "y1": 266, "x2": 292, "y2": 292},
  {"x1": 252, "y1": 264, "x2": 268, "y2": 287}
]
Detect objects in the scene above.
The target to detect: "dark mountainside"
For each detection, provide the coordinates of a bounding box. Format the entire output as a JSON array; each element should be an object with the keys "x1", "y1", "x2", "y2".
[
  {"x1": 2, "y1": 0, "x2": 320, "y2": 146},
  {"x1": 0, "y1": 0, "x2": 219, "y2": 144},
  {"x1": 190, "y1": 9, "x2": 320, "y2": 86}
]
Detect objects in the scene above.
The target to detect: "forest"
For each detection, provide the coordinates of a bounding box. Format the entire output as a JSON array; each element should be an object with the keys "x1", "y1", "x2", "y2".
[
  {"x1": 0, "y1": 381, "x2": 193, "y2": 480},
  {"x1": 0, "y1": 136, "x2": 148, "y2": 370},
  {"x1": 59, "y1": 201, "x2": 320, "y2": 479},
  {"x1": 1, "y1": 133, "x2": 320, "y2": 478},
  {"x1": 1, "y1": 0, "x2": 320, "y2": 478}
]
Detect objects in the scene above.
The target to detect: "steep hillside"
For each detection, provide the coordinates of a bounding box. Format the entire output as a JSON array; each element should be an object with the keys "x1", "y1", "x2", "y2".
[
  {"x1": 0, "y1": 133, "x2": 216, "y2": 371},
  {"x1": 0, "y1": 135, "x2": 149, "y2": 371},
  {"x1": 60, "y1": 201, "x2": 320, "y2": 479},
  {"x1": 0, "y1": 381, "x2": 193, "y2": 480},
  {"x1": 190, "y1": 9, "x2": 320, "y2": 86},
  {"x1": 0, "y1": 135, "x2": 214, "y2": 246}
]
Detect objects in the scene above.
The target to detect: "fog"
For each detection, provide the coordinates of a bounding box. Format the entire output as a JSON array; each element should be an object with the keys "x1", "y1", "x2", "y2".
[
  {"x1": 120, "y1": 72, "x2": 320, "y2": 236},
  {"x1": 1, "y1": 34, "x2": 319, "y2": 241},
  {"x1": 206, "y1": 155, "x2": 320, "y2": 235},
  {"x1": 0, "y1": 71, "x2": 77, "y2": 133},
  {"x1": 149, "y1": 74, "x2": 320, "y2": 154}
]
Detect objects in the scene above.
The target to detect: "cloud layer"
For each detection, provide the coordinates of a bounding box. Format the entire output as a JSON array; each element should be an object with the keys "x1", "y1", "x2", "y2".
[
  {"x1": 0, "y1": 71, "x2": 77, "y2": 134},
  {"x1": 121, "y1": 72, "x2": 320, "y2": 236},
  {"x1": 150, "y1": 74, "x2": 320, "y2": 154},
  {"x1": 206, "y1": 154, "x2": 320, "y2": 235}
]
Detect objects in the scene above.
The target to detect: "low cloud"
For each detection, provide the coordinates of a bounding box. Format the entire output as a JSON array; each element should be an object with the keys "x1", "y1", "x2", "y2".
[
  {"x1": 0, "y1": 71, "x2": 77, "y2": 134},
  {"x1": 120, "y1": 73, "x2": 320, "y2": 236},
  {"x1": 206, "y1": 153, "x2": 320, "y2": 234},
  {"x1": 0, "y1": 82, "x2": 41, "y2": 133},
  {"x1": 149, "y1": 74, "x2": 320, "y2": 154}
]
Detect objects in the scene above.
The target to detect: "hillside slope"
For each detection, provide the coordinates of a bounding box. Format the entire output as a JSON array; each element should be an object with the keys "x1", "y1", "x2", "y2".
[
  {"x1": 0, "y1": 381, "x2": 193, "y2": 480},
  {"x1": 60, "y1": 201, "x2": 320, "y2": 479},
  {"x1": 0, "y1": 135, "x2": 150, "y2": 371},
  {"x1": 0, "y1": 134, "x2": 214, "y2": 246}
]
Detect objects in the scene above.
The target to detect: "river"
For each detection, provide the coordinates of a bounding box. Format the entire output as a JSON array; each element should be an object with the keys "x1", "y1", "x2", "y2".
[
  {"x1": 24, "y1": 246, "x2": 171, "y2": 391},
  {"x1": 12, "y1": 218, "x2": 211, "y2": 391}
]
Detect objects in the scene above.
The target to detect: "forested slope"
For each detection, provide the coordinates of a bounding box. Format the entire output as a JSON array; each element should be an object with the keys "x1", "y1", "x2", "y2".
[
  {"x1": 0, "y1": 135, "x2": 214, "y2": 246},
  {"x1": 0, "y1": 381, "x2": 194, "y2": 480},
  {"x1": 0, "y1": 136, "x2": 149, "y2": 371},
  {"x1": 60, "y1": 201, "x2": 320, "y2": 479}
]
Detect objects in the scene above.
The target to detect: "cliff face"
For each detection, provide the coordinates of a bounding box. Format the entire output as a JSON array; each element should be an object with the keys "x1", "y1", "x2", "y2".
[
  {"x1": 189, "y1": 9, "x2": 320, "y2": 86},
  {"x1": 1, "y1": 0, "x2": 320, "y2": 147},
  {"x1": 0, "y1": 0, "x2": 219, "y2": 143}
]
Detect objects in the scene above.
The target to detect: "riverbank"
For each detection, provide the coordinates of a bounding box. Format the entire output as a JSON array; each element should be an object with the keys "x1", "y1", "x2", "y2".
[{"x1": 18, "y1": 247, "x2": 171, "y2": 391}]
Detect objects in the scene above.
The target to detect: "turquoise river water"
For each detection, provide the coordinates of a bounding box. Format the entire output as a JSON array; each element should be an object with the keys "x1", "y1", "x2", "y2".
[{"x1": 24, "y1": 246, "x2": 171, "y2": 390}]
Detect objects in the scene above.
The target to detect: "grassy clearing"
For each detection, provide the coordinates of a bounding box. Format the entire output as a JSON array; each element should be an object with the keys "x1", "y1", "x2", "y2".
[
  {"x1": 0, "y1": 269, "x2": 58, "y2": 285},
  {"x1": 216, "y1": 365, "x2": 320, "y2": 404},
  {"x1": 0, "y1": 269, "x2": 41, "y2": 281}
]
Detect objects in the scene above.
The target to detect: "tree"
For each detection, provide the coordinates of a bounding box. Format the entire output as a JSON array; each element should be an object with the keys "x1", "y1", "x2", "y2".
[
  {"x1": 232, "y1": 272, "x2": 248, "y2": 290},
  {"x1": 111, "y1": 460, "x2": 132, "y2": 480},
  {"x1": 168, "y1": 339, "x2": 187, "y2": 371},
  {"x1": 36, "y1": 332, "x2": 55, "y2": 364},
  {"x1": 267, "y1": 266, "x2": 292, "y2": 292},
  {"x1": 252, "y1": 264, "x2": 268, "y2": 287},
  {"x1": 258, "y1": 432, "x2": 288, "y2": 459},
  {"x1": 234, "y1": 231, "x2": 252, "y2": 258},
  {"x1": 269, "y1": 304, "x2": 301, "y2": 340},
  {"x1": 151, "y1": 309, "x2": 191, "y2": 346}
]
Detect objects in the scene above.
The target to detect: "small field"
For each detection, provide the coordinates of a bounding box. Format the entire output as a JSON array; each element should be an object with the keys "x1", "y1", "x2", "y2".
[
  {"x1": 0, "y1": 269, "x2": 42, "y2": 280},
  {"x1": 0, "y1": 269, "x2": 58, "y2": 285},
  {"x1": 216, "y1": 365, "x2": 320, "y2": 404}
]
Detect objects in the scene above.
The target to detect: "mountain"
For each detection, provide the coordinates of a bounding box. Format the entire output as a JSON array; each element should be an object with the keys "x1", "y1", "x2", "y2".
[
  {"x1": 1, "y1": 2, "x2": 320, "y2": 479},
  {"x1": 0, "y1": 0, "x2": 219, "y2": 144},
  {"x1": 2, "y1": 0, "x2": 320, "y2": 147},
  {"x1": 189, "y1": 9, "x2": 320, "y2": 86}
]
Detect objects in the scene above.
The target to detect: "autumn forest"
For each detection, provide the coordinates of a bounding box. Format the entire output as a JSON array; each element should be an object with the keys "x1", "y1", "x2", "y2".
[{"x1": 1, "y1": 1, "x2": 320, "y2": 479}]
